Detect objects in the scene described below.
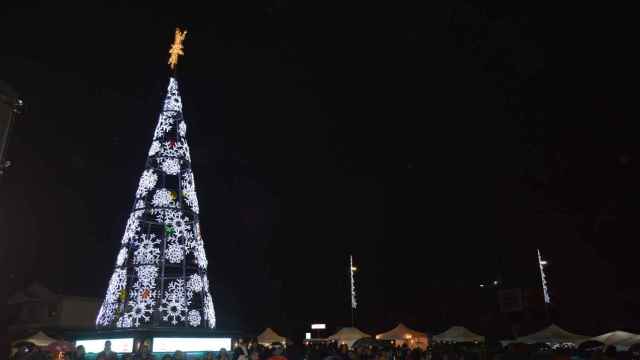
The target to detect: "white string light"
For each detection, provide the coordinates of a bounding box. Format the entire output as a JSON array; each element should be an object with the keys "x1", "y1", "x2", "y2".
[
  {"x1": 96, "y1": 77, "x2": 216, "y2": 328},
  {"x1": 350, "y1": 255, "x2": 357, "y2": 309},
  {"x1": 537, "y1": 248, "x2": 551, "y2": 304}
]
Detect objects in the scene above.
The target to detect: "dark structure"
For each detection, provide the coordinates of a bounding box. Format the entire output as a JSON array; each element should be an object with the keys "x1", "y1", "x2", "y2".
[{"x1": 0, "y1": 80, "x2": 23, "y2": 176}]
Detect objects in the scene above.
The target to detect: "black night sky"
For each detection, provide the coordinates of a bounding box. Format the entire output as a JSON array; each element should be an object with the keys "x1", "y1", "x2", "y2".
[{"x1": 2, "y1": 2, "x2": 639, "y2": 339}]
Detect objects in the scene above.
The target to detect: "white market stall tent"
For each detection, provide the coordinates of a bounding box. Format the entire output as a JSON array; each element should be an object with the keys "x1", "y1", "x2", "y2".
[
  {"x1": 502, "y1": 324, "x2": 588, "y2": 346},
  {"x1": 433, "y1": 326, "x2": 485, "y2": 343},
  {"x1": 257, "y1": 328, "x2": 290, "y2": 346},
  {"x1": 328, "y1": 327, "x2": 370, "y2": 348},
  {"x1": 12, "y1": 331, "x2": 58, "y2": 347},
  {"x1": 377, "y1": 323, "x2": 428, "y2": 349},
  {"x1": 590, "y1": 331, "x2": 640, "y2": 350}
]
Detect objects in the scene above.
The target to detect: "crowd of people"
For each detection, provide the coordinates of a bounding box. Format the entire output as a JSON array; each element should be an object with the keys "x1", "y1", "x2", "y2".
[{"x1": 11, "y1": 339, "x2": 640, "y2": 360}]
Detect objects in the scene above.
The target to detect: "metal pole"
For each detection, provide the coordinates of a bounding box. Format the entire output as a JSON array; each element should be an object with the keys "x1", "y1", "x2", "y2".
[{"x1": 0, "y1": 95, "x2": 22, "y2": 177}]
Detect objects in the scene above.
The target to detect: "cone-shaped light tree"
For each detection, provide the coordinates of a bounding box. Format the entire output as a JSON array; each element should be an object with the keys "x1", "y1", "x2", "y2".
[{"x1": 96, "y1": 29, "x2": 215, "y2": 329}]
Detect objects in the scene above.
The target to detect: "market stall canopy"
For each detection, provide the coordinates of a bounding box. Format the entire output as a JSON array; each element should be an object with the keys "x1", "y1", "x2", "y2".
[
  {"x1": 12, "y1": 331, "x2": 58, "y2": 347},
  {"x1": 376, "y1": 323, "x2": 428, "y2": 349},
  {"x1": 514, "y1": 324, "x2": 589, "y2": 345},
  {"x1": 328, "y1": 327, "x2": 370, "y2": 348},
  {"x1": 590, "y1": 331, "x2": 640, "y2": 350},
  {"x1": 377, "y1": 323, "x2": 427, "y2": 340},
  {"x1": 433, "y1": 326, "x2": 485, "y2": 343},
  {"x1": 257, "y1": 328, "x2": 290, "y2": 345}
]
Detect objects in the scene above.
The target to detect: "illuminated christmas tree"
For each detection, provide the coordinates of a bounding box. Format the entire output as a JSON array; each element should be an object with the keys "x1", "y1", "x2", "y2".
[{"x1": 96, "y1": 29, "x2": 215, "y2": 329}]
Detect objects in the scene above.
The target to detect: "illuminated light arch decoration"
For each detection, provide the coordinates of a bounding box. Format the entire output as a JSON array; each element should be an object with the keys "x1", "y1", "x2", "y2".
[{"x1": 96, "y1": 77, "x2": 215, "y2": 329}]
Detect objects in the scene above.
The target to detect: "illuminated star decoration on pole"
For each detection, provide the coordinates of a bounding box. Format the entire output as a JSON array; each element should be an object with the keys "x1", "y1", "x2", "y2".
[
  {"x1": 537, "y1": 249, "x2": 551, "y2": 304},
  {"x1": 168, "y1": 28, "x2": 187, "y2": 71}
]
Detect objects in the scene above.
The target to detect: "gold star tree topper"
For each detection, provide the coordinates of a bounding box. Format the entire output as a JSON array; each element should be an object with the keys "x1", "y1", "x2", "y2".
[{"x1": 168, "y1": 28, "x2": 187, "y2": 70}]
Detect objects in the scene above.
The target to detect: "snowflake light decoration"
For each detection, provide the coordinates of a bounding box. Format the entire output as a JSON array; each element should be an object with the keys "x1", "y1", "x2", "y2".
[
  {"x1": 96, "y1": 302, "x2": 117, "y2": 327},
  {"x1": 121, "y1": 211, "x2": 142, "y2": 244},
  {"x1": 128, "y1": 301, "x2": 151, "y2": 327},
  {"x1": 136, "y1": 169, "x2": 158, "y2": 198},
  {"x1": 152, "y1": 188, "x2": 176, "y2": 208},
  {"x1": 161, "y1": 279, "x2": 187, "y2": 325},
  {"x1": 98, "y1": 77, "x2": 217, "y2": 329},
  {"x1": 201, "y1": 275, "x2": 216, "y2": 328},
  {"x1": 134, "y1": 265, "x2": 158, "y2": 288},
  {"x1": 182, "y1": 171, "x2": 200, "y2": 214},
  {"x1": 187, "y1": 274, "x2": 203, "y2": 300},
  {"x1": 193, "y1": 240, "x2": 208, "y2": 269},
  {"x1": 125, "y1": 289, "x2": 156, "y2": 327},
  {"x1": 117, "y1": 314, "x2": 133, "y2": 328},
  {"x1": 203, "y1": 274, "x2": 210, "y2": 293},
  {"x1": 116, "y1": 247, "x2": 128, "y2": 267},
  {"x1": 203, "y1": 292, "x2": 216, "y2": 328},
  {"x1": 96, "y1": 269, "x2": 127, "y2": 326},
  {"x1": 161, "y1": 157, "x2": 181, "y2": 175},
  {"x1": 160, "y1": 140, "x2": 180, "y2": 157},
  {"x1": 104, "y1": 269, "x2": 127, "y2": 303},
  {"x1": 155, "y1": 210, "x2": 191, "y2": 240},
  {"x1": 181, "y1": 142, "x2": 192, "y2": 162},
  {"x1": 134, "y1": 234, "x2": 161, "y2": 265},
  {"x1": 168, "y1": 279, "x2": 186, "y2": 300},
  {"x1": 154, "y1": 113, "x2": 175, "y2": 140},
  {"x1": 149, "y1": 141, "x2": 162, "y2": 156},
  {"x1": 188, "y1": 310, "x2": 201, "y2": 327},
  {"x1": 165, "y1": 241, "x2": 185, "y2": 263},
  {"x1": 160, "y1": 140, "x2": 191, "y2": 163},
  {"x1": 164, "y1": 78, "x2": 182, "y2": 112}
]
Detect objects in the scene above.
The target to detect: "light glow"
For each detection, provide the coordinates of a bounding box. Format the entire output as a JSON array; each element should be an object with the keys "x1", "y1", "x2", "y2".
[
  {"x1": 152, "y1": 337, "x2": 231, "y2": 352},
  {"x1": 537, "y1": 248, "x2": 551, "y2": 304},
  {"x1": 350, "y1": 255, "x2": 357, "y2": 309},
  {"x1": 75, "y1": 338, "x2": 134, "y2": 353},
  {"x1": 305, "y1": 332, "x2": 311, "y2": 340},
  {"x1": 311, "y1": 324, "x2": 326, "y2": 329}
]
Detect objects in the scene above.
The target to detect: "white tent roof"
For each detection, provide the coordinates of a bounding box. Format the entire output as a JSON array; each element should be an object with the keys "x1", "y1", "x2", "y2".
[
  {"x1": 12, "y1": 331, "x2": 58, "y2": 347},
  {"x1": 433, "y1": 326, "x2": 485, "y2": 343},
  {"x1": 328, "y1": 327, "x2": 370, "y2": 342},
  {"x1": 591, "y1": 331, "x2": 640, "y2": 349},
  {"x1": 377, "y1": 323, "x2": 427, "y2": 341},
  {"x1": 257, "y1": 328, "x2": 289, "y2": 345},
  {"x1": 515, "y1": 324, "x2": 589, "y2": 344}
]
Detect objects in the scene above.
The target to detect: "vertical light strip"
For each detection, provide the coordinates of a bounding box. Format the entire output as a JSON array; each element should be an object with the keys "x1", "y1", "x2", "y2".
[
  {"x1": 350, "y1": 255, "x2": 357, "y2": 309},
  {"x1": 537, "y1": 249, "x2": 550, "y2": 304}
]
